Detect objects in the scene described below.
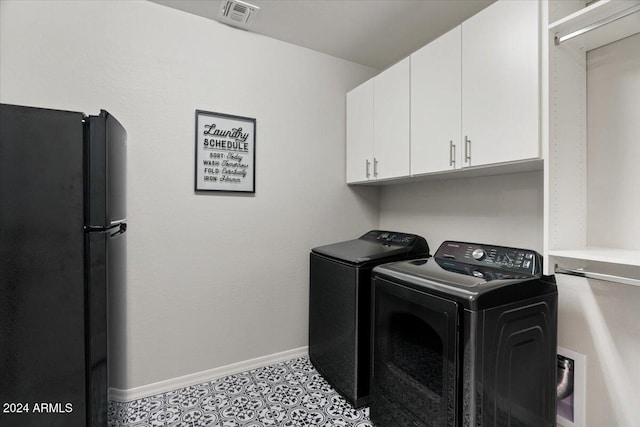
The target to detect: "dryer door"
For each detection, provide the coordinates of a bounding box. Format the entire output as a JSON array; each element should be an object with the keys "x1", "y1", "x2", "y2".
[{"x1": 371, "y1": 277, "x2": 459, "y2": 427}]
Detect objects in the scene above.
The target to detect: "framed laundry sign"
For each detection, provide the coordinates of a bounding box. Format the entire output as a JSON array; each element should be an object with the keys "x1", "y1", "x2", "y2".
[{"x1": 195, "y1": 110, "x2": 256, "y2": 193}]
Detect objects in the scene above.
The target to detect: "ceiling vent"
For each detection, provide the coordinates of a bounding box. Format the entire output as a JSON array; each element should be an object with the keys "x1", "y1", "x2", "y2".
[{"x1": 219, "y1": 0, "x2": 260, "y2": 28}]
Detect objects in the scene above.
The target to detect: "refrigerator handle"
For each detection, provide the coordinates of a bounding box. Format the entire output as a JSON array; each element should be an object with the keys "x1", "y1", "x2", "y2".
[
  {"x1": 110, "y1": 222, "x2": 127, "y2": 237},
  {"x1": 84, "y1": 222, "x2": 127, "y2": 235}
]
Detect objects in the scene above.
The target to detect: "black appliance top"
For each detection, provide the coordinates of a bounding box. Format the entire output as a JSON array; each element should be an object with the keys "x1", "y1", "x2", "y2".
[
  {"x1": 373, "y1": 241, "x2": 556, "y2": 310},
  {"x1": 85, "y1": 109, "x2": 127, "y2": 230},
  {"x1": 311, "y1": 230, "x2": 429, "y2": 266}
]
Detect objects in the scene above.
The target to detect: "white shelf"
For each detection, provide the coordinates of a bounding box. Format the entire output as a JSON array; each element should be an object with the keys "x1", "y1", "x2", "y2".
[
  {"x1": 549, "y1": 0, "x2": 640, "y2": 51},
  {"x1": 549, "y1": 247, "x2": 640, "y2": 267},
  {"x1": 545, "y1": 0, "x2": 640, "y2": 280}
]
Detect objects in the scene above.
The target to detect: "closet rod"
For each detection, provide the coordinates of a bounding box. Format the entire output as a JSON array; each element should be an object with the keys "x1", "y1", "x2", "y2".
[
  {"x1": 555, "y1": 267, "x2": 640, "y2": 287},
  {"x1": 554, "y1": 3, "x2": 640, "y2": 45}
]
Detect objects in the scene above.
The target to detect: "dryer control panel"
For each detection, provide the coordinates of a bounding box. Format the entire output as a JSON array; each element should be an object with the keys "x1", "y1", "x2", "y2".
[
  {"x1": 361, "y1": 230, "x2": 418, "y2": 246},
  {"x1": 435, "y1": 241, "x2": 541, "y2": 275}
]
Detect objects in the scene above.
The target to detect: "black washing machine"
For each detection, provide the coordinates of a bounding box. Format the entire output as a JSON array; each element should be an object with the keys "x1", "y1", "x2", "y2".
[
  {"x1": 309, "y1": 230, "x2": 429, "y2": 408},
  {"x1": 370, "y1": 241, "x2": 558, "y2": 427}
]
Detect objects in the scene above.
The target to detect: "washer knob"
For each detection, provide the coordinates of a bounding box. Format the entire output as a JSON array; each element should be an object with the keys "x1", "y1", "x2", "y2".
[{"x1": 472, "y1": 248, "x2": 487, "y2": 261}]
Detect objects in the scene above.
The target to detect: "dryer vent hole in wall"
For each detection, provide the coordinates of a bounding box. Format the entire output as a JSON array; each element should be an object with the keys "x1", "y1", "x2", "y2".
[
  {"x1": 557, "y1": 354, "x2": 576, "y2": 423},
  {"x1": 557, "y1": 355, "x2": 574, "y2": 400}
]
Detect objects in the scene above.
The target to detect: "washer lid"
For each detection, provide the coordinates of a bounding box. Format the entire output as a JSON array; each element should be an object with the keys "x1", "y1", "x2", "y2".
[
  {"x1": 311, "y1": 230, "x2": 429, "y2": 265},
  {"x1": 372, "y1": 241, "x2": 556, "y2": 310},
  {"x1": 374, "y1": 257, "x2": 532, "y2": 287}
]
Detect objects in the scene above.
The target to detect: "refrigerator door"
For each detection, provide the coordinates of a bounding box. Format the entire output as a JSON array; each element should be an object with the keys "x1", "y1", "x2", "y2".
[
  {"x1": 86, "y1": 227, "x2": 125, "y2": 427},
  {"x1": 1, "y1": 104, "x2": 87, "y2": 426},
  {"x1": 86, "y1": 110, "x2": 127, "y2": 228}
]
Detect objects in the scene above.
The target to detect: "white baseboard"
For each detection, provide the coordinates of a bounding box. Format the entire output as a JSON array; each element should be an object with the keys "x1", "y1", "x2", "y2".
[{"x1": 109, "y1": 346, "x2": 309, "y2": 402}]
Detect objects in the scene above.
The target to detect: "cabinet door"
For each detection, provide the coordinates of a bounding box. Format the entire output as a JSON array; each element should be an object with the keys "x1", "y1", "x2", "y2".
[
  {"x1": 462, "y1": 0, "x2": 540, "y2": 167},
  {"x1": 411, "y1": 26, "x2": 462, "y2": 175},
  {"x1": 374, "y1": 57, "x2": 410, "y2": 180},
  {"x1": 346, "y1": 78, "x2": 374, "y2": 183}
]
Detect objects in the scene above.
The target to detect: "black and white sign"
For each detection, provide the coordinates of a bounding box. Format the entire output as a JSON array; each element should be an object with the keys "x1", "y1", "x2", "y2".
[{"x1": 195, "y1": 110, "x2": 256, "y2": 193}]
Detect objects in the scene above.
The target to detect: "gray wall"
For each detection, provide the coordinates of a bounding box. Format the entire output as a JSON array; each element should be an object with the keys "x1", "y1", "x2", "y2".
[{"x1": 379, "y1": 171, "x2": 544, "y2": 253}]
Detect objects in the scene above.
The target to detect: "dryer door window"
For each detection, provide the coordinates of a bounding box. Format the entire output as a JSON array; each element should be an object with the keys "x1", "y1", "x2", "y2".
[{"x1": 371, "y1": 278, "x2": 459, "y2": 427}]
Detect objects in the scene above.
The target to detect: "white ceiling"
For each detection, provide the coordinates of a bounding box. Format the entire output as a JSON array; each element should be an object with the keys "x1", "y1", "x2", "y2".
[{"x1": 148, "y1": 0, "x2": 495, "y2": 70}]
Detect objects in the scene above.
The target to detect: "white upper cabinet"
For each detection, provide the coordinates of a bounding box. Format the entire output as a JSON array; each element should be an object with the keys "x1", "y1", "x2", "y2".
[
  {"x1": 346, "y1": 58, "x2": 410, "y2": 183},
  {"x1": 411, "y1": 26, "x2": 462, "y2": 175},
  {"x1": 346, "y1": 0, "x2": 543, "y2": 184},
  {"x1": 373, "y1": 57, "x2": 411, "y2": 180},
  {"x1": 346, "y1": 78, "x2": 374, "y2": 183},
  {"x1": 462, "y1": 0, "x2": 540, "y2": 167}
]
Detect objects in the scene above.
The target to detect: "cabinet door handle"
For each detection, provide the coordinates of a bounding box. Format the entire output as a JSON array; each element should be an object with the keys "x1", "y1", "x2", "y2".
[
  {"x1": 465, "y1": 136, "x2": 471, "y2": 163},
  {"x1": 449, "y1": 140, "x2": 456, "y2": 167},
  {"x1": 373, "y1": 158, "x2": 378, "y2": 178},
  {"x1": 366, "y1": 159, "x2": 371, "y2": 178}
]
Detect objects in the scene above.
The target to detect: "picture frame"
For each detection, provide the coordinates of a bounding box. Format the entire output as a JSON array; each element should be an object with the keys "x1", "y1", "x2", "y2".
[{"x1": 194, "y1": 110, "x2": 256, "y2": 193}]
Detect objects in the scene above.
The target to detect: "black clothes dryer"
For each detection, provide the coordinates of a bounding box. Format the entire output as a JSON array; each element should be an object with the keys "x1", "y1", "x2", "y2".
[
  {"x1": 370, "y1": 241, "x2": 558, "y2": 427},
  {"x1": 309, "y1": 230, "x2": 429, "y2": 408}
]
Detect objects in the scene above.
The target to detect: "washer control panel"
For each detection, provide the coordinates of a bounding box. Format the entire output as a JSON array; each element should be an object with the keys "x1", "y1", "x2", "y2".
[
  {"x1": 361, "y1": 230, "x2": 417, "y2": 246},
  {"x1": 435, "y1": 241, "x2": 540, "y2": 275}
]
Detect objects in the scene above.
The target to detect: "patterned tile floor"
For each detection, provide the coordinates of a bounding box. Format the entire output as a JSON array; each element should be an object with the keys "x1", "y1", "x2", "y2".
[{"x1": 108, "y1": 356, "x2": 372, "y2": 427}]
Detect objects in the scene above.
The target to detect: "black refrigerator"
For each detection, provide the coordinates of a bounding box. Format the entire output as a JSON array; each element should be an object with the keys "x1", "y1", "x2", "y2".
[{"x1": 0, "y1": 103, "x2": 127, "y2": 427}]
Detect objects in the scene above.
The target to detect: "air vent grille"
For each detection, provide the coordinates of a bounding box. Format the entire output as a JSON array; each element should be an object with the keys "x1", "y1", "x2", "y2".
[{"x1": 219, "y1": 0, "x2": 260, "y2": 27}]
